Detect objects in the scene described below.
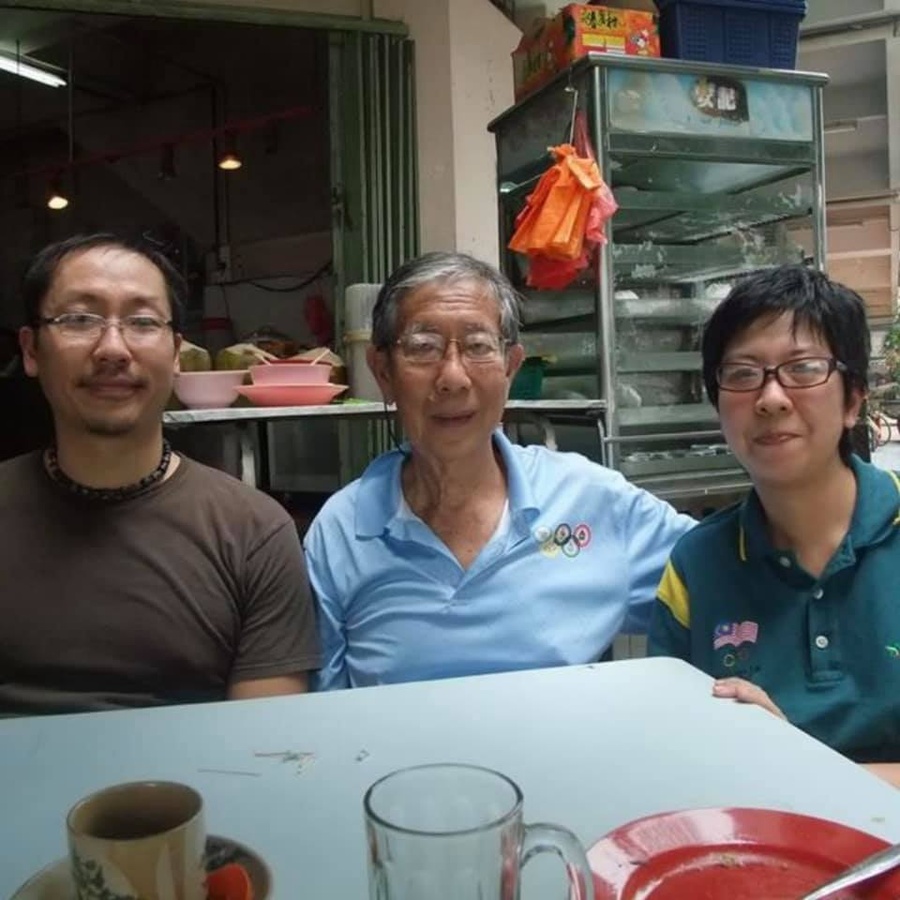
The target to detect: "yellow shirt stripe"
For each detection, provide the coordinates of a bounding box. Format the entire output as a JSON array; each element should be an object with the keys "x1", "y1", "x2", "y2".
[
  {"x1": 657, "y1": 559, "x2": 690, "y2": 628},
  {"x1": 887, "y1": 470, "x2": 900, "y2": 525}
]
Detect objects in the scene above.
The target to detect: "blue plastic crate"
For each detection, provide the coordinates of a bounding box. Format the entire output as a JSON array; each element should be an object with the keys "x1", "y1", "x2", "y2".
[{"x1": 655, "y1": 0, "x2": 807, "y2": 69}]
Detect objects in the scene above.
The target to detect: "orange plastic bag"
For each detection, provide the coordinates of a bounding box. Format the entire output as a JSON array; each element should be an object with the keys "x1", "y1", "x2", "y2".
[
  {"x1": 509, "y1": 144, "x2": 601, "y2": 261},
  {"x1": 508, "y1": 113, "x2": 617, "y2": 290}
]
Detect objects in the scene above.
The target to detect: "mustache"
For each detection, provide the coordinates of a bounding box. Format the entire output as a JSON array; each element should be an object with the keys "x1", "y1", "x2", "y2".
[
  {"x1": 76, "y1": 358, "x2": 149, "y2": 390},
  {"x1": 77, "y1": 373, "x2": 147, "y2": 389}
]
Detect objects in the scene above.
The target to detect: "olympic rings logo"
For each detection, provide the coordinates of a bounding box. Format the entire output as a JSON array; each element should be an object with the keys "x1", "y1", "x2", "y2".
[{"x1": 533, "y1": 522, "x2": 592, "y2": 559}]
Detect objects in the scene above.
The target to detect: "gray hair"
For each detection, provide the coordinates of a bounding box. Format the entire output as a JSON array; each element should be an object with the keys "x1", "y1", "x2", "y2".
[{"x1": 370, "y1": 251, "x2": 521, "y2": 350}]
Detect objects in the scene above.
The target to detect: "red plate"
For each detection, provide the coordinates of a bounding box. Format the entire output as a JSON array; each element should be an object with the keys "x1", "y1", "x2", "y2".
[{"x1": 588, "y1": 807, "x2": 900, "y2": 900}]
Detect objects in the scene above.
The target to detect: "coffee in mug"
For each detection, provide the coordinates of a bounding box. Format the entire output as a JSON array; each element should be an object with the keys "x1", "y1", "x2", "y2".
[{"x1": 67, "y1": 780, "x2": 206, "y2": 900}]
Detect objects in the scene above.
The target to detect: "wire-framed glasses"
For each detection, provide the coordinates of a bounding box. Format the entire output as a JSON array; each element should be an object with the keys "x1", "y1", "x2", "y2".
[
  {"x1": 716, "y1": 356, "x2": 847, "y2": 392},
  {"x1": 395, "y1": 331, "x2": 508, "y2": 366},
  {"x1": 37, "y1": 313, "x2": 174, "y2": 345}
]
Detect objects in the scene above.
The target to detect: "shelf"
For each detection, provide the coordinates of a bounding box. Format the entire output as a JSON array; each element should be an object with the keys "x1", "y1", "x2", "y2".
[
  {"x1": 616, "y1": 296, "x2": 718, "y2": 324},
  {"x1": 491, "y1": 54, "x2": 824, "y2": 506},
  {"x1": 612, "y1": 186, "x2": 814, "y2": 243},
  {"x1": 618, "y1": 352, "x2": 701, "y2": 373},
  {"x1": 611, "y1": 241, "x2": 805, "y2": 283},
  {"x1": 620, "y1": 453, "x2": 737, "y2": 479},
  {"x1": 618, "y1": 403, "x2": 719, "y2": 428},
  {"x1": 521, "y1": 291, "x2": 719, "y2": 326},
  {"x1": 629, "y1": 469, "x2": 751, "y2": 502},
  {"x1": 608, "y1": 134, "x2": 816, "y2": 168}
]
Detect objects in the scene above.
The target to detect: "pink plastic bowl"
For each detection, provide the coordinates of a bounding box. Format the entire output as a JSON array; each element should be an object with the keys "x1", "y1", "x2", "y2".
[
  {"x1": 249, "y1": 363, "x2": 332, "y2": 385},
  {"x1": 173, "y1": 370, "x2": 248, "y2": 409},
  {"x1": 236, "y1": 383, "x2": 347, "y2": 407}
]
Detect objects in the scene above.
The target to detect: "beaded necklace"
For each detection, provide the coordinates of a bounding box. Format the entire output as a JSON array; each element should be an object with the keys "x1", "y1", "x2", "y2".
[{"x1": 44, "y1": 440, "x2": 173, "y2": 502}]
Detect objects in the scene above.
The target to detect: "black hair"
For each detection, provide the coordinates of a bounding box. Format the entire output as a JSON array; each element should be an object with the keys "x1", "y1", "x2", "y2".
[
  {"x1": 702, "y1": 264, "x2": 869, "y2": 464},
  {"x1": 21, "y1": 233, "x2": 187, "y2": 332}
]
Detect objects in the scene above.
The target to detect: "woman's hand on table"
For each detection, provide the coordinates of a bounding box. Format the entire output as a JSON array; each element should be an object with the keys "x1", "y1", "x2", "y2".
[
  {"x1": 712, "y1": 677, "x2": 786, "y2": 720},
  {"x1": 863, "y1": 763, "x2": 900, "y2": 789},
  {"x1": 713, "y1": 680, "x2": 900, "y2": 789}
]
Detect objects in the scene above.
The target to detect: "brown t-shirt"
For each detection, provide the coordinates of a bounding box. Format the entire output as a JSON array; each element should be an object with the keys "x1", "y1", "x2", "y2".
[{"x1": 0, "y1": 452, "x2": 320, "y2": 714}]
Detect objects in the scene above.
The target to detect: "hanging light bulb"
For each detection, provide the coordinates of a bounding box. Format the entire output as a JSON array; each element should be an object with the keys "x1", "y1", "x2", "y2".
[
  {"x1": 217, "y1": 132, "x2": 242, "y2": 171},
  {"x1": 47, "y1": 173, "x2": 69, "y2": 210},
  {"x1": 47, "y1": 46, "x2": 74, "y2": 211}
]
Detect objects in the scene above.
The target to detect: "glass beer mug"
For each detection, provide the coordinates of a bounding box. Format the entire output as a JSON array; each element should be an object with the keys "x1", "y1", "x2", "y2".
[{"x1": 364, "y1": 763, "x2": 595, "y2": 900}]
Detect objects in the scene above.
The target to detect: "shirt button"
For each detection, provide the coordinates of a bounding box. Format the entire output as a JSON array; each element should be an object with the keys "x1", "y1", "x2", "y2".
[
  {"x1": 814, "y1": 635, "x2": 829, "y2": 650},
  {"x1": 779, "y1": 556, "x2": 791, "y2": 568},
  {"x1": 812, "y1": 588, "x2": 824, "y2": 600}
]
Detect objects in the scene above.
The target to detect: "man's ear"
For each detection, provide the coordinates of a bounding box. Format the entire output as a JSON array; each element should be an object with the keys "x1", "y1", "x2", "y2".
[
  {"x1": 505, "y1": 342, "x2": 526, "y2": 380},
  {"x1": 366, "y1": 345, "x2": 394, "y2": 403},
  {"x1": 19, "y1": 326, "x2": 39, "y2": 378}
]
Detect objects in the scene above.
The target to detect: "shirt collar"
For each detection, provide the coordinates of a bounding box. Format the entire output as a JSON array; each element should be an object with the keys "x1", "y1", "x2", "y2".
[
  {"x1": 354, "y1": 429, "x2": 540, "y2": 539},
  {"x1": 737, "y1": 454, "x2": 900, "y2": 562}
]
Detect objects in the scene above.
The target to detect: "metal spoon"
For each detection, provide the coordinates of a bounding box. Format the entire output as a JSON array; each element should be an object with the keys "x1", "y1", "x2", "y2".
[{"x1": 800, "y1": 841, "x2": 900, "y2": 899}]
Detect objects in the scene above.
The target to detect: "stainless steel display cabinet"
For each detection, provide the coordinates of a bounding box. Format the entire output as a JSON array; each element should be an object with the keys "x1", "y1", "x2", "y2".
[{"x1": 489, "y1": 53, "x2": 828, "y2": 503}]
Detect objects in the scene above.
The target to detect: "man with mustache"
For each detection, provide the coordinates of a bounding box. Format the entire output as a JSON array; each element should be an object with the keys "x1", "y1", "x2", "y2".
[
  {"x1": 0, "y1": 234, "x2": 319, "y2": 714},
  {"x1": 649, "y1": 265, "x2": 900, "y2": 787}
]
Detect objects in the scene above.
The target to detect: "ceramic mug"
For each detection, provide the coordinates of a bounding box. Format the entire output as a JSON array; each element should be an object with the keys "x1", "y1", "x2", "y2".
[
  {"x1": 66, "y1": 780, "x2": 206, "y2": 900},
  {"x1": 364, "y1": 763, "x2": 595, "y2": 900}
]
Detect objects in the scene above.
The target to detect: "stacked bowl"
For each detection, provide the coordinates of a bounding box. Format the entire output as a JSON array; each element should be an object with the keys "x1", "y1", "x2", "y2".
[
  {"x1": 236, "y1": 362, "x2": 348, "y2": 407},
  {"x1": 173, "y1": 370, "x2": 249, "y2": 409}
]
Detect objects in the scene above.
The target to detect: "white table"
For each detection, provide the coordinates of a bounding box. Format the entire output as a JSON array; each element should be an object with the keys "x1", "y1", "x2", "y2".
[
  {"x1": 3, "y1": 658, "x2": 900, "y2": 898},
  {"x1": 162, "y1": 399, "x2": 608, "y2": 489}
]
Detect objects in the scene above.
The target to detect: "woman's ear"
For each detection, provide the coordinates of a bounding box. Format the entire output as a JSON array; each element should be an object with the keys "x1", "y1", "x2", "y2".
[
  {"x1": 845, "y1": 386, "x2": 866, "y2": 430},
  {"x1": 366, "y1": 345, "x2": 394, "y2": 404}
]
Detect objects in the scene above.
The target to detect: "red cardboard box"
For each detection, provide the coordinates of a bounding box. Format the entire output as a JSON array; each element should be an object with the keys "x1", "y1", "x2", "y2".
[{"x1": 513, "y1": 4, "x2": 660, "y2": 101}]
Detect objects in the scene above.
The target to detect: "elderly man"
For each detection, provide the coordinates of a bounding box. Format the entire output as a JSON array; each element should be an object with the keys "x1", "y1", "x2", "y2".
[
  {"x1": 0, "y1": 233, "x2": 319, "y2": 714},
  {"x1": 304, "y1": 251, "x2": 694, "y2": 689}
]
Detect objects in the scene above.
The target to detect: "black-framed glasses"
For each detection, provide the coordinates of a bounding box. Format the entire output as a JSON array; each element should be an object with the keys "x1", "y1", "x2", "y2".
[
  {"x1": 716, "y1": 356, "x2": 847, "y2": 392},
  {"x1": 37, "y1": 313, "x2": 174, "y2": 345},
  {"x1": 394, "y1": 331, "x2": 509, "y2": 366}
]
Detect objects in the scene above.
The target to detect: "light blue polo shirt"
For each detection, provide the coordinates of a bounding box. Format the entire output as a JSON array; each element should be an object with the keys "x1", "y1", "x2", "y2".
[
  {"x1": 649, "y1": 456, "x2": 900, "y2": 763},
  {"x1": 304, "y1": 430, "x2": 694, "y2": 689}
]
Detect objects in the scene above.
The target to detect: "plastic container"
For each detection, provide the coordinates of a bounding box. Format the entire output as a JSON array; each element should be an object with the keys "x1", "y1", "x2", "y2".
[
  {"x1": 510, "y1": 357, "x2": 547, "y2": 400},
  {"x1": 343, "y1": 284, "x2": 383, "y2": 401},
  {"x1": 654, "y1": 0, "x2": 807, "y2": 69},
  {"x1": 173, "y1": 370, "x2": 248, "y2": 409},
  {"x1": 249, "y1": 363, "x2": 332, "y2": 386}
]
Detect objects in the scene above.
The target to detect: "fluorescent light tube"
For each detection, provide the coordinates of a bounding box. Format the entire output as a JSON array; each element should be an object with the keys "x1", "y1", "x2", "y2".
[{"x1": 0, "y1": 52, "x2": 65, "y2": 88}]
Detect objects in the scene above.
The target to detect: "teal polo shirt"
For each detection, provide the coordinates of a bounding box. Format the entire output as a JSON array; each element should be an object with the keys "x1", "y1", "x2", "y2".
[{"x1": 649, "y1": 456, "x2": 900, "y2": 763}]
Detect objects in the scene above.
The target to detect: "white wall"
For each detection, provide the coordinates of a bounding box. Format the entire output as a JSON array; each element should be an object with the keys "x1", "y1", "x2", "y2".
[
  {"x1": 804, "y1": 0, "x2": 884, "y2": 28},
  {"x1": 376, "y1": 0, "x2": 519, "y2": 263},
  {"x1": 377, "y1": 0, "x2": 457, "y2": 252},
  {"x1": 448, "y1": 0, "x2": 519, "y2": 261}
]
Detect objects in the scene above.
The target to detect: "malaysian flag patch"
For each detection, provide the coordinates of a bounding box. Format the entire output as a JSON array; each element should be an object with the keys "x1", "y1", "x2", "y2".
[{"x1": 713, "y1": 620, "x2": 759, "y2": 650}]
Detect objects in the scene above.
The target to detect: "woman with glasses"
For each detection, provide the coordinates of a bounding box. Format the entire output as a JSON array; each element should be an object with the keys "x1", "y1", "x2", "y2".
[
  {"x1": 304, "y1": 251, "x2": 694, "y2": 690},
  {"x1": 648, "y1": 264, "x2": 900, "y2": 786}
]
